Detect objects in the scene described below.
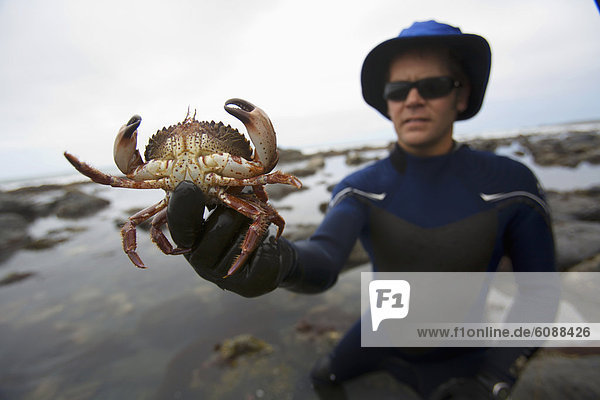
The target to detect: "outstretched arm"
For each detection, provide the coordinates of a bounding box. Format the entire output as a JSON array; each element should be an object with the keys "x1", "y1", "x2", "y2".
[{"x1": 167, "y1": 181, "x2": 366, "y2": 297}]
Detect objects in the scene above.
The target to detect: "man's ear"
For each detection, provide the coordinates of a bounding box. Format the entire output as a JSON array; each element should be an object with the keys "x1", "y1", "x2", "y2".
[{"x1": 456, "y1": 82, "x2": 470, "y2": 113}]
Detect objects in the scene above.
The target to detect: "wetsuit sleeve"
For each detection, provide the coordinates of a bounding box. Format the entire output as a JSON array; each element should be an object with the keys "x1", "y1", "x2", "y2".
[{"x1": 280, "y1": 188, "x2": 368, "y2": 293}]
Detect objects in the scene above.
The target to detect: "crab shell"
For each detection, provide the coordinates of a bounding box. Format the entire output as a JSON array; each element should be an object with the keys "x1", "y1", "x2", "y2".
[{"x1": 112, "y1": 99, "x2": 282, "y2": 197}]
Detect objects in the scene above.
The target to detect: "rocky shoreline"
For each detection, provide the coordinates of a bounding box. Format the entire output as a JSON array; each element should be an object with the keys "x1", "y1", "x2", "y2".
[{"x1": 1, "y1": 129, "x2": 600, "y2": 280}]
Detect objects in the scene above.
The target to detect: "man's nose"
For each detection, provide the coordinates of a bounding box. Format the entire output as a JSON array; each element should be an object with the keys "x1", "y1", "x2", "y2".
[{"x1": 405, "y1": 87, "x2": 425, "y2": 106}]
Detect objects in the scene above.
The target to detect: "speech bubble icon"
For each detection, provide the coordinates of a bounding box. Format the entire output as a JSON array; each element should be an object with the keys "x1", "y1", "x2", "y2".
[{"x1": 369, "y1": 280, "x2": 411, "y2": 331}]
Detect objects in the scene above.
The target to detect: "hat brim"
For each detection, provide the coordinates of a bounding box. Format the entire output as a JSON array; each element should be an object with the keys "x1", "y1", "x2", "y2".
[{"x1": 361, "y1": 34, "x2": 491, "y2": 121}]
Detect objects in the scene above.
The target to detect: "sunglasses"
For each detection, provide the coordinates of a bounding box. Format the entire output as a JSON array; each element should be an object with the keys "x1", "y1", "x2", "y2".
[{"x1": 383, "y1": 76, "x2": 461, "y2": 102}]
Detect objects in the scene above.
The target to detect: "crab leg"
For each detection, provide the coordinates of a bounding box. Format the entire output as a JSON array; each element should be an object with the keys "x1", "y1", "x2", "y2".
[
  {"x1": 252, "y1": 185, "x2": 269, "y2": 203},
  {"x1": 218, "y1": 191, "x2": 285, "y2": 277},
  {"x1": 121, "y1": 200, "x2": 168, "y2": 268},
  {"x1": 149, "y1": 208, "x2": 190, "y2": 256},
  {"x1": 64, "y1": 152, "x2": 172, "y2": 190},
  {"x1": 205, "y1": 170, "x2": 302, "y2": 188}
]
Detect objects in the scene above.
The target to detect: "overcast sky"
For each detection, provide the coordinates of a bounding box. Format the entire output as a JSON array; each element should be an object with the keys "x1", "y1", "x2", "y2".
[{"x1": 1, "y1": 0, "x2": 599, "y2": 181}]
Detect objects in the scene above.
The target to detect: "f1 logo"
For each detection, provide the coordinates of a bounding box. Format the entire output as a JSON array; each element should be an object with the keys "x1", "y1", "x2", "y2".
[{"x1": 369, "y1": 280, "x2": 411, "y2": 331}]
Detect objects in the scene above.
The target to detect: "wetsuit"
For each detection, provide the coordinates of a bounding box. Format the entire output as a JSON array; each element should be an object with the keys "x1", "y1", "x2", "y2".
[{"x1": 287, "y1": 143, "x2": 555, "y2": 397}]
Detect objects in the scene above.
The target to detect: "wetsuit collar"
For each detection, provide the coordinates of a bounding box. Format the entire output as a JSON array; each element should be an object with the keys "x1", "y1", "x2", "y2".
[{"x1": 389, "y1": 141, "x2": 462, "y2": 174}]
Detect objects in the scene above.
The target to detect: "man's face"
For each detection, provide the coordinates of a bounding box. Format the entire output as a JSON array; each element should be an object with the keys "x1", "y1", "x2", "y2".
[{"x1": 387, "y1": 51, "x2": 469, "y2": 156}]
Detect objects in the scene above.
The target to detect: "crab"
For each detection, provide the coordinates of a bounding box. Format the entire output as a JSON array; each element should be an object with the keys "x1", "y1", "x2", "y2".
[{"x1": 64, "y1": 98, "x2": 302, "y2": 277}]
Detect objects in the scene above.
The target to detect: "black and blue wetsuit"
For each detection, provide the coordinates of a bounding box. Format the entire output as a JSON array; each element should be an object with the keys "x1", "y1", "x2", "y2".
[{"x1": 288, "y1": 143, "x2": 555, "y2": 397}]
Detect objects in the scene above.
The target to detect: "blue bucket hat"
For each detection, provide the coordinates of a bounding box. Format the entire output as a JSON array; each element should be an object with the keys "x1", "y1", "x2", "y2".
[{"x1": 361, "y1": 20, "x2": 491, "y2": 121}]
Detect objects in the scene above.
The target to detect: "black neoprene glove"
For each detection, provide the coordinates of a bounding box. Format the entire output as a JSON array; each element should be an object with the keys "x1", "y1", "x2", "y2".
[{"x1": 166, "y1": 181, "x2": 298, "y2": 298}]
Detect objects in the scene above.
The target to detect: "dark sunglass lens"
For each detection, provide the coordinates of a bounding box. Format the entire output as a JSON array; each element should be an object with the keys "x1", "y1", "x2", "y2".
[
  {"x1": 417, "y1": 77, "x2": 454, "y2": 99},
  {"x1": 384, "y1": 77, "x2": 458, "y2": 101},
  {"x1": 384, "y1": 82, "x2": 410, "y2": 101}
]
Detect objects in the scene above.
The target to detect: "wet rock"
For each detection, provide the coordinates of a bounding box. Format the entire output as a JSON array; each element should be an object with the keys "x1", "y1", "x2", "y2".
[
  {"x1": 568, "y1": 253, "x2": 600, "y2": 272},
  {"x1": 345, "y1": 151, "x2": 380, "y2": 166},
  {"x1": 0, "y1": 213, "x2": 31, "y2": 262},
  {"x1": 518, "y1": 132, "x2": 600, "y2": 167},
  {"x1": 0, "y1": 271, "x2": 36, "y2": 286},
  {"x1": 554, "y1": 220, "x2": 600, "y2": 271},
  {"x1": 278, "y1": 148, "x2": 307, "y2": 164},
  {"x1": 295, "y1": 304, "x2": 356, "y2": 343},
  {"x1": 548, "y1": 189, "x2": 600, "y2": 222},
  {"x1": 464, "y1": 137, "x2": 515, "y2": 153},
  {"x1": 24, "y1": 226, "x2": 87, "y2": 250},
  {"x1": 24, "y1": 237, "x2": 69, "y2": 250},
  {"x1": 289, "y1": 155, "x2": 326, "y2": 177},
  {"x1": 345, "y1": 151, "x2": 368, "y2": 166},
  {"x1": 265, "y1": 183, "x2": 306, "y2": 201},
  {"x1": 562, "y1": 255, "x2": 600, "y2": 310},
  {"x1": 0, "y1": 192, "x2": 38, "y2": 221},
  {"x1": 207, "y1": 334, "x2": 273, "y2": 367},
  {"x1": 319, "y1": 201, "x2": 328, "y2": 213},
  {"x1": 512, "y1": 354, "x2": 600, "y2": 399},
  {"x1": 282, "y1": 224, "x2": 317, "y2": 241},
  {"x1": 53, "y1": 190, "x2": 110, "y2": 218}
]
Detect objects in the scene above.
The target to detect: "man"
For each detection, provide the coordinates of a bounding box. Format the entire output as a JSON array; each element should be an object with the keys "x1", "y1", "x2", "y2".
[{"x1": 167, "y1": 20, "x2": 555, "y2": 399}]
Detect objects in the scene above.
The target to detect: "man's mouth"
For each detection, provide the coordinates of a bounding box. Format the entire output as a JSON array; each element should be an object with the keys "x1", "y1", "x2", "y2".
[{"x1": 403, "y1": 117, "x2": 429, "y2": 124}]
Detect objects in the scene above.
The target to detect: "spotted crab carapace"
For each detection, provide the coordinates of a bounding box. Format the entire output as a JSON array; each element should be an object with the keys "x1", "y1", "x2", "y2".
[{"x1": 64, "y1": 98, "x2": 302, "y2": 276}]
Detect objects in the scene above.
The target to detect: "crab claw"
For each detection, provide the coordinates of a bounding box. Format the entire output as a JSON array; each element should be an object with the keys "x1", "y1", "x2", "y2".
[
  {"x1": 114, "y1": 115, "x2": 144, "y2": 174},
  {"x1": 224, "y1": 98, "x2": 278, "y2": 173}
]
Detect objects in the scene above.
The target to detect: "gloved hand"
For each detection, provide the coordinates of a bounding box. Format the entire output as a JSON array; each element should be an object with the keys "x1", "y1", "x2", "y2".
[{"x1": 166, "y1": 181, "x2": 298, "y2": 298}]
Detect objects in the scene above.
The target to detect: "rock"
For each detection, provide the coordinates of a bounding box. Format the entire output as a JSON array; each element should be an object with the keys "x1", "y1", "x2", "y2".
[
  {"x1": 518, "y1": 132, "x2": 600, "y2": 167},
  {"x1": 0, "y1": 213, "x2": 31, "y2": 263},
  {"x1": 464, "y1": 137, "x2": 515, "y2": 153},
  {"x1": 295, "y1": 304, "x2": 356, "y2": 342},
  {"x1": 0, "y1": 192, "x2": 38, "y2": 221},
  {"x1": 278, "y1": 148, "x2": 307, "y2": 164},
  {"x1": 548, "y1": 190, "x2": 600, "y2": 222},
  {"x1": 282, "y1": 224, "x2": 318, "y2": 241},
  {"x1": 562, "y1": 255, "x2": 600, "y2": 309},
  {"x1": 512, "y1": 354, "x2": 600, "y2": 399},
  {"x1": 568, "y1": 253, "x2": 600, "y2": 272},
  {"x1": 345, "y1": 151, "x2": 368, "y2": 166},
  {"x1": 554, "y1": 220, "x2": 600, "y2": 271},
  {"x1": 207, "y1": 334, "x2": 273, "y2": 367},
  {"x1": 319, "y1": 201, "x2": 328, "y2": 214},
  {"x1": 265, "y1": 183, "x2": 306, "y2": 201},
  {"x1": 24, "y1": 237, "x2": 69, "y2": 250},
  {"x1": 52, "y1": 190, "x2": 110, "y2": 218},
  {"x1": 465, "y1": 130, "x2": 600, "y2": 168},
  {"x1": 0, "y1": 271, "x2": 36, "y2": 286},
  {"x1": 289, "y1": 155, "x2": 326, "y2": 177}
]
